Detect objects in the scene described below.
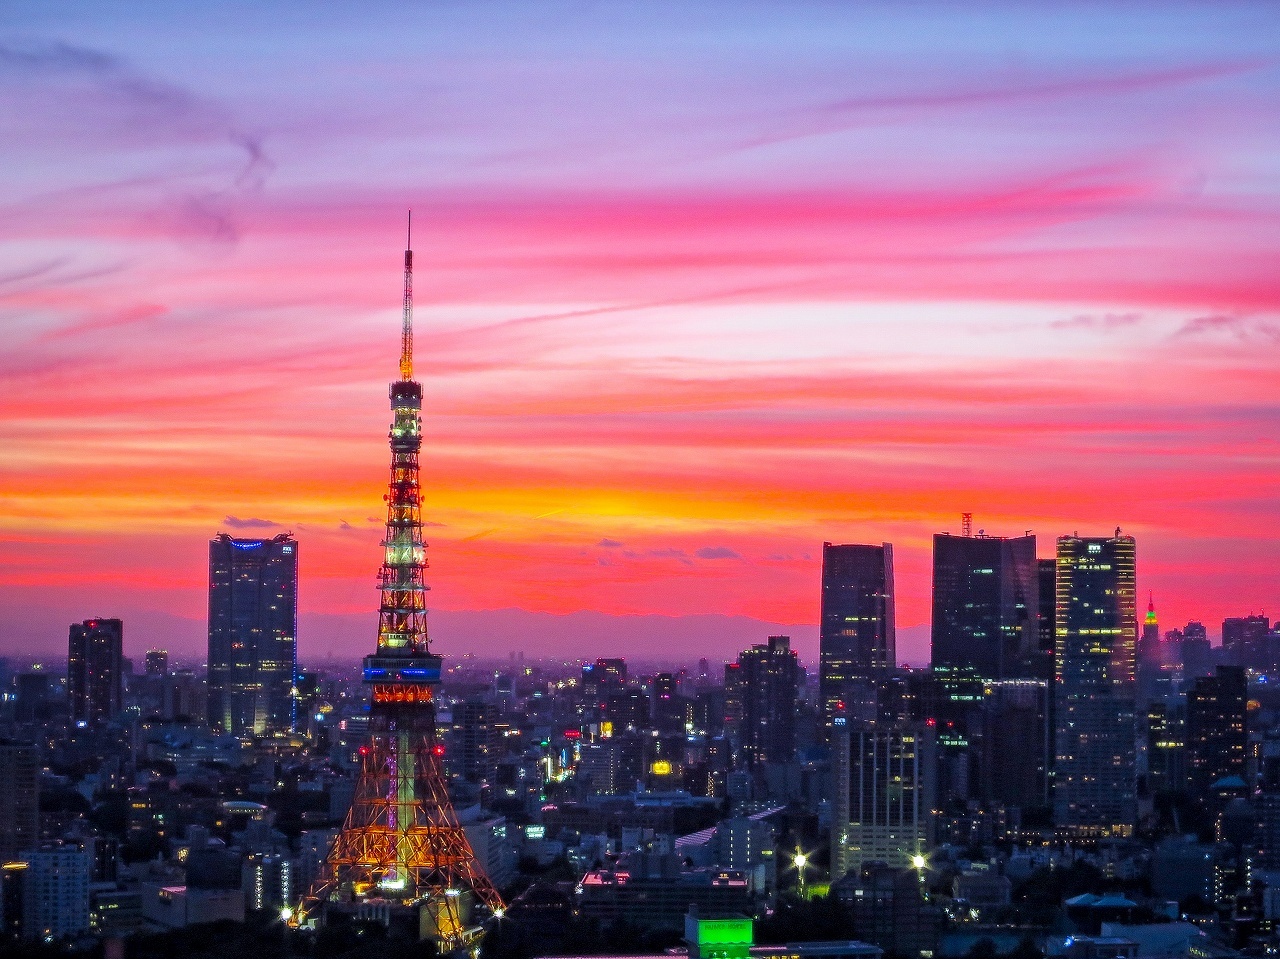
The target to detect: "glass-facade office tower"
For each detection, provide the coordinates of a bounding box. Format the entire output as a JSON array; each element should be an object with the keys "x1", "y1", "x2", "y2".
[
  {"x1": 930, "y1": 533, "x2": 1039, "y2": 682},
  {"x1": 929, "y1": 534, "x2": 1048, "y2": 811},
  {"x1": 67, "y1": 618, "x2": 124, "y2": 727},
  {"x1": 207, "y1": 532, "x2": 298, "y2": 736},
  {"x1": 1053, "y1": 532, "x2": 1137, "y2": 839},
  {"x1": 820, "y1": 543, "x2": 895, "y2": 725}
]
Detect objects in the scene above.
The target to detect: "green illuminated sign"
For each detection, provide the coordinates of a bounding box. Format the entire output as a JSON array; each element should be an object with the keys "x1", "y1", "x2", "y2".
[{"x1": 695, "y1": 918, "x2": 753, "y2": 948}]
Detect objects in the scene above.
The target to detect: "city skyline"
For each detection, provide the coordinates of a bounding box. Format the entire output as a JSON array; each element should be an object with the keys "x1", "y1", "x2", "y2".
[{"x1": 3, "y1": 2, "x2": 1278, "y2": 662}]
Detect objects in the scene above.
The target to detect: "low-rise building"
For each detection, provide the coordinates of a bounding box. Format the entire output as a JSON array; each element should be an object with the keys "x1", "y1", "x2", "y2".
[{"x1": 577, "y1": 857, "x2": 752, "y2": 932}]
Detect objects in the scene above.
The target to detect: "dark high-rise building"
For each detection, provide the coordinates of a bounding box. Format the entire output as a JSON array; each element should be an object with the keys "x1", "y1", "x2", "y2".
[
  {"x1": 1180, "y1": 622, "x2": 1214, "y2": 681},
  {"x1": 446, "y1": 699, "x2": 495, "y2": 785},
  {"x1": 651, "y1": 672, "x2": 689, "y2": 731},
  {"x1": 1053, "y1": 532, "x2": 1137, "y2": 839},
  {"x1": 735, "y1": 635, "x2": 800, "y2": 766},
  {"x1": 67, "y1": 618, "x2": 124, "y2": 727},
  {"x1": 1037, "y1": 557, "x2": 1058, "y2": 773},
  {"x1": 723, "y1": 661, "x2": 745, "y2": 739},
  {"x1": 1037, "y1": 559, "x2": 1056, "y2": 661},
  {"x1": 0, "y1": 739, "x2": 39, "y2": 862},
  {"x1": 207, "y1": 532, "x2": 298, "y2": 736},
  {"x1": 931, "y1": 532, "x2": 1038, "y2": 682},
  {"x1": 979, "y1": 680, "x2": 1050, "y2": 810},
  {"x1": 1, "y1": 861, "x2": 25, "y2": 939},
  {"x1": 1186, "y1": 666, "x2": 1247, "y2": 801},
  {"x1": 581, "y1": 658, "x2": 627, "y2": 702},
  {"x1": 1146, "y1": 700, "x2": 1186, "y2": 794},
  {"x1": 820, "y1": 543, "x2": 895, "y2": 724},
  {"x1": 143, "y1": 649, "x2": 168, "y2": 677},
  {"x1": 693, "y1": 687, "x2": 727, "y2": 738},
  {"x1": 1223, "y1": 615, "x2": 1271, "y2": 670},
  {"x1": 605, "y1": 689, "x2": 650, "y2": 731},
  {"x1": 13, "y1": 673, "x2": 55, "y2": 724}
]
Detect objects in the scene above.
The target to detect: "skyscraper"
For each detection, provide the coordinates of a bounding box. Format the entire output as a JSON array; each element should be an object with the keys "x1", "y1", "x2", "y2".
[
  {"x1": 734, "y1": 635, "x2": 800, "y2": 766},
  {"x1": 1141, "y1": 596, "x2": 1160, "y2": 649},
  {"x1": 1136, "y1": 596, "x2": 1175, "y2": 705},
  {"x1": 831, "y1": 722, "x2": 935, "y2": 876},
  {"x1": 207, "y1": 532, "x2": 298, "y2": 736},
  {"x1": 446, "y1": 699, "x2": 496, "y2": 785},
  {"x1": 1186, "y1": 666, "x2": 1247, "y2": 801},
  {"x1": 1053, "y1": 531, "x2": 1137, "y2": 839},
  {"x1": 1179, "y1": 621, "x2": 1213, "y2": 680},
  {"x1": 820, "y1": 543, "x2": 895, "y2": 725},
  {"x1": 1223, "y1": 615, "x2": 1271, "y2": 670},
  {"x1": 931, "y1": 532, "x2": 1038, "y2": 682},
  {"x1": 144, "y1": 649, "x2": 169, "y2": 676},
  {"x1": 0, "y1": 739, "x2": 39, "y2": 862},
  {"x1": 67, "y1": 618, "x2": 124, "y2": 727},
  {"x1": 1036, "y1": 558, "x2": 1056, "y2": 669}
]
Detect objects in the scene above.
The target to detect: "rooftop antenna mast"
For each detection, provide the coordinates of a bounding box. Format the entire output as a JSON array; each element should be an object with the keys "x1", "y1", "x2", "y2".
[
  {"x1": 962, "y1": 512, "x2": 972, "y2": 537},
  {"x1": 400, "y1": 210, "x2": 414, "y2": 381}
]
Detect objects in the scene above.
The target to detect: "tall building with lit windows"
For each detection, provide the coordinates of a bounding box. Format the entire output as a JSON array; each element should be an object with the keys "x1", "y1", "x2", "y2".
[
  {"x1": 1186, "y1": 665, "x2": 1247, "y2": 802},
  {"x1": 733, "y1": 635, "x2": 800, "y2": 766},
  {"x1": 820, "y1": 543, "x2": 895, "y2": 727},
  {"x1": 831, "y1": 722, "x2": 935, "y2": 877},
  {"x1": 1052, "y1": 531, "x2": 1137, "y2": 839},
  {"x1": 930, "y1": 532, "x2": 1039, "y2": 684},
  {"x1": 207, "y1": 532, "x2": 298, "y2": 736},
  {"x1": 68, "y1": 618, "x2": 124, "y2": 727}
]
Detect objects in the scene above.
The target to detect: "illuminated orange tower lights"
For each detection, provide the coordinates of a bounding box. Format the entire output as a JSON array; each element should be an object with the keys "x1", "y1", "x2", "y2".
[{"x1": 305, "y1": 216, "x2": 504, "y2": 951}]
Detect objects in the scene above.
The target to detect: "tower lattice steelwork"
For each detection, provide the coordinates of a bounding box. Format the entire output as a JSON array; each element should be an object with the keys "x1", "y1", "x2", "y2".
[{"x1": 305, "y1": 217, "x2": 503, "y2": 951}]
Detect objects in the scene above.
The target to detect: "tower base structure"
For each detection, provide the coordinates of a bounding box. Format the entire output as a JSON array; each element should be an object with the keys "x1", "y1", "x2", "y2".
[
  {"x1": 302, "y1": 653, "x2": 504, "y2": 953},
  {"x1": 317, "y1": 891, "x2": 485, "y2": 955}
]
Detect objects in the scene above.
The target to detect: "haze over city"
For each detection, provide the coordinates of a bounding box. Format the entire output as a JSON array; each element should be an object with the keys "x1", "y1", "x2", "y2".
[{"x1": 3, "y1": 1, "x2": 1278, "y2": 664}]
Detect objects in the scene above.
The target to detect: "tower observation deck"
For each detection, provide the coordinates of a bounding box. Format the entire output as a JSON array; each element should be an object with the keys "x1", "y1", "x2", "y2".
[{"x1": 303, "y1": 217, "x2": 503, "y2": 952}]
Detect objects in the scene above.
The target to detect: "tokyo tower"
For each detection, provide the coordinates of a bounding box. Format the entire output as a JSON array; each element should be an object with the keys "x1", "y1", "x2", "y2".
[{"x1": 303, "y1": 216, "x2": 504, "y2": 951}]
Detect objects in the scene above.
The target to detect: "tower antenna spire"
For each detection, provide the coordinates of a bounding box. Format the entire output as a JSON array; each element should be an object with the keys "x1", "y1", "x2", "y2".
[{"x1": 400, "y1": 210, "x2": 414, "y2": 381}]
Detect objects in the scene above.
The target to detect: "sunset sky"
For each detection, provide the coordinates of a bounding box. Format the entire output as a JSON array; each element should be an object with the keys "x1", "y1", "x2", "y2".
[{"x1": 2, "y1": 1, "x2": 1278, "y2": 665}]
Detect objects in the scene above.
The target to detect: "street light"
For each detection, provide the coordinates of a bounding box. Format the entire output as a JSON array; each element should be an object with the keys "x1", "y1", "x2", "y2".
[
  {"x1": 911, "y1": 853, "x2": 928, "y2": 903},
  {"x1": 793, "y1": 850, "x2": 809, "y2": 897}
]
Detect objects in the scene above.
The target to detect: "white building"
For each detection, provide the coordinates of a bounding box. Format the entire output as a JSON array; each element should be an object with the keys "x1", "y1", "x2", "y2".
[{"x1": 22, "y1": 843, "x2": 92, "y2": 940}]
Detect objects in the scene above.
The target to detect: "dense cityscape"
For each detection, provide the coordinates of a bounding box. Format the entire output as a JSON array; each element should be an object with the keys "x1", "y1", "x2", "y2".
[
  {"x1": 2, "y1": 516, "x2": 1275, "y2": 959},
  {"x1": 1, "y1": 231, "x2": 1276, "y2": 959}
]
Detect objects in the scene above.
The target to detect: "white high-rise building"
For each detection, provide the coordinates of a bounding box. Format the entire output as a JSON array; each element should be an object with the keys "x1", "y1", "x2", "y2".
[
  {"x1": 831, "y1": 724, "x2": 935, "y2": 877},
  {"x1": 22, "y1": 843, "x2": 91, "y2": 940}
]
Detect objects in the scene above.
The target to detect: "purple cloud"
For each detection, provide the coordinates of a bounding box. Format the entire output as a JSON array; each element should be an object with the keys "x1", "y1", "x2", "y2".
[
  {"x1": 1051, "y1": 312, "x2": 1143, "y2": 331},
  {"x1": 1174, "y1": 314, "x2": 1280, "y2": 341},
  {"x1": 223, "y1": 516, "x2": 279, "y2": 529},
  {"x1": 696, "y1": 546, "x2": 741, "y2": 560}
]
